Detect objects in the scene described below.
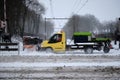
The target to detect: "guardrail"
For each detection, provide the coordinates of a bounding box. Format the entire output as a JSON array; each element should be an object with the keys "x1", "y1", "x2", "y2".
[{"x1": 0, "y1": 43, "x2": 19, "y2": 54}]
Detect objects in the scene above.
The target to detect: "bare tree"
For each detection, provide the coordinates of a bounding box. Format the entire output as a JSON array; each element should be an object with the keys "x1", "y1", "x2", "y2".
[{"x1": 63, "y1": 14, "x2": 102, "y2": 39}]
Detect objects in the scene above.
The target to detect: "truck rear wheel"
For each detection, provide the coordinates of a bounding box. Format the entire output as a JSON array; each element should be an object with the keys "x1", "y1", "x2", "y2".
[
  {"x1": 103, "y1": 46, "x2": 110, "y2": 53},
  {"x1": 84, "y1": 47, "x2": 93, "y2": 54},
  {"x1": 46, "y1": 48, "x2": 53, "y2": 53}
]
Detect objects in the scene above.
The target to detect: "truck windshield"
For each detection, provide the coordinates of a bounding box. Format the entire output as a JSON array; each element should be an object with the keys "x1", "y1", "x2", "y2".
[{"x1": 49, "y1": 34, "x2": 62, "y2": 43}]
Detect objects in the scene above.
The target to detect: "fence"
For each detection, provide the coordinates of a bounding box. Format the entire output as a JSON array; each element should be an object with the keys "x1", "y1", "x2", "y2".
[{"x1": 0, "y1": 43, "x2": 19, "y2": 54}]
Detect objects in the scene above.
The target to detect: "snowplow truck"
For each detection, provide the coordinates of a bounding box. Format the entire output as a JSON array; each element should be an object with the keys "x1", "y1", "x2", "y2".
[{"x1": 41, "y1": 31, "x2": 112, "y2": 53}]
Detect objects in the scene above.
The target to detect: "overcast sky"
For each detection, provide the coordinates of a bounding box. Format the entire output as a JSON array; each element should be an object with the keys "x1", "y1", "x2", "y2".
[{"x1": 38, "y1": 0, "x2": 120, "y2": 31}]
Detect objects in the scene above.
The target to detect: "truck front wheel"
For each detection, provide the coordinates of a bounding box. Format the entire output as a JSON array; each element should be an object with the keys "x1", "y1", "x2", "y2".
[
  {"x1": 103, "y1": 46, "x2": 110, "y2": 53},
  {"x1": 84, "y1": 47, "x2": 93, "y2": 54},
  {"x1": 46, "y1": 48, "x2": 53, "y2": 53}
]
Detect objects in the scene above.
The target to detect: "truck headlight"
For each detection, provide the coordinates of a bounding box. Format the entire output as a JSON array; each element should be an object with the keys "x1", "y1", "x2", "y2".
[{"x1": 40, "y1": 44, "x2": 43, "y2": 47}]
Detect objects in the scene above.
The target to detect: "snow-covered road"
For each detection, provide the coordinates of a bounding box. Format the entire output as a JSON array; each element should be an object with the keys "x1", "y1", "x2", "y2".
[
  {"x1": 0, "y1": 66, "x2": 120, "y2": 80},
  {"x1": 0, "y1": 49, "x2": 120, "y2": 63},
  {"x1": 0, "y1": 49, "x2": 120, "y2": 79}
]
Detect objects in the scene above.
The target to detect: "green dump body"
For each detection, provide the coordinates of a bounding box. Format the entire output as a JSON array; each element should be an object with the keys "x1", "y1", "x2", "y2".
[
  {"x1": 73, "y1": 32, "x2": 92, "y2": 43},
  {"x1": 73, "y1": 32, "x2": 92, "y2": 36},
  {"x1": 73, "y1": 32, "x2": 110, "y2": 43}
]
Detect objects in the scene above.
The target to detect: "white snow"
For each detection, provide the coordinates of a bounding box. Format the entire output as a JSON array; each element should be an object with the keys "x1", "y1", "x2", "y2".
[{"x1": 0, "y1": 61, "x2": 120, "y2": 68}]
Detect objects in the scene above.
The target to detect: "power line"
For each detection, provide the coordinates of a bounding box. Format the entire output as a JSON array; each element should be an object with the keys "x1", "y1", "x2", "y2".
[
  {"x1": 49, "y1": 0, "x2": 54, "y2": 18},
  {"x1": 71, "y1": 0, "x2": 79, "y2": 12},
  {"x1": 76, "y1": 0, "x2": 88, "y2": 13},
  {"x1": 70, "y1": 0, "x2": 82, "y2": 15},
  {"x1": 73, "y1": 0, "x2": 82, "y2": 14}
]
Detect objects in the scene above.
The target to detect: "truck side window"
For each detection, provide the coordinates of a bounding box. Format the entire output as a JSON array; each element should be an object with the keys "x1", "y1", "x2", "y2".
[
  {"x1": 57, "y1": 34, "x2": 62, "y2": 42},
  {"x1": 49, "y1": 34, "x2": 62, "y2": 43}
]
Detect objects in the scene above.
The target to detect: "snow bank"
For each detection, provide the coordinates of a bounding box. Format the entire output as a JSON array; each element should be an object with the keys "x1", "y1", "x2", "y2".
[
  {"x1": 0, "y1": 48, "x2": 120, "y2": 56},
  {"x1": 0, "y1": 61, "x2": 120, "y2": 68}
]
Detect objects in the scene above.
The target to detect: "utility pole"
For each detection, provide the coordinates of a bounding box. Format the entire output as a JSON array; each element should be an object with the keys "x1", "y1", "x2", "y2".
[
  {"x1": 44, "y1": 17, "x2": 71, "y2": 39},
  {"x1": 73, "y1": 17, "x2": 76, "y2": 32},
  {"x1": 4, "y1": 0, "x2": 7, "y2": 33},
  {"x1": 45, "y1": 18, "x2": 46, "y2": 40},
  {"x1": 119, "y1": 17, "x2": 120, "y2": 49},
  {"x1": 119, "y1": 17, "x2": 120, "y2": 28}
]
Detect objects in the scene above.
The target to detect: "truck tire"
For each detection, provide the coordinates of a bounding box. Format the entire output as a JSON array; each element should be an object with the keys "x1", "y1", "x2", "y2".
[
  {"x1": 46, "y1": 48, "x2": 53, "y2": 53},
  {"x1": 36, "y1": 45, "x2": 41, "y2": 51},
  {"x1": 103, "y1": 46, "x2": 110, "y2": 53},
  {"x1": 97, "y1": 46, "x2": 102, "y2": 51},
  {"x1": 84, "y1": 47, "x2": 93, "y2": 54}
]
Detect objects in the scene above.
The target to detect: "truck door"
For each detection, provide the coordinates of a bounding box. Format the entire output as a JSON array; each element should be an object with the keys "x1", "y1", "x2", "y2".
[{"x1": 48, "y1": 34, "x2": 64, "y2": 51}]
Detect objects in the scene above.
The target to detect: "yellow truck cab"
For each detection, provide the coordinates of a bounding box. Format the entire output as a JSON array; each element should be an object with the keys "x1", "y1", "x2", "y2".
[{"x1": 41, "y1": 31, "x2": 66, "y2": 52}]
